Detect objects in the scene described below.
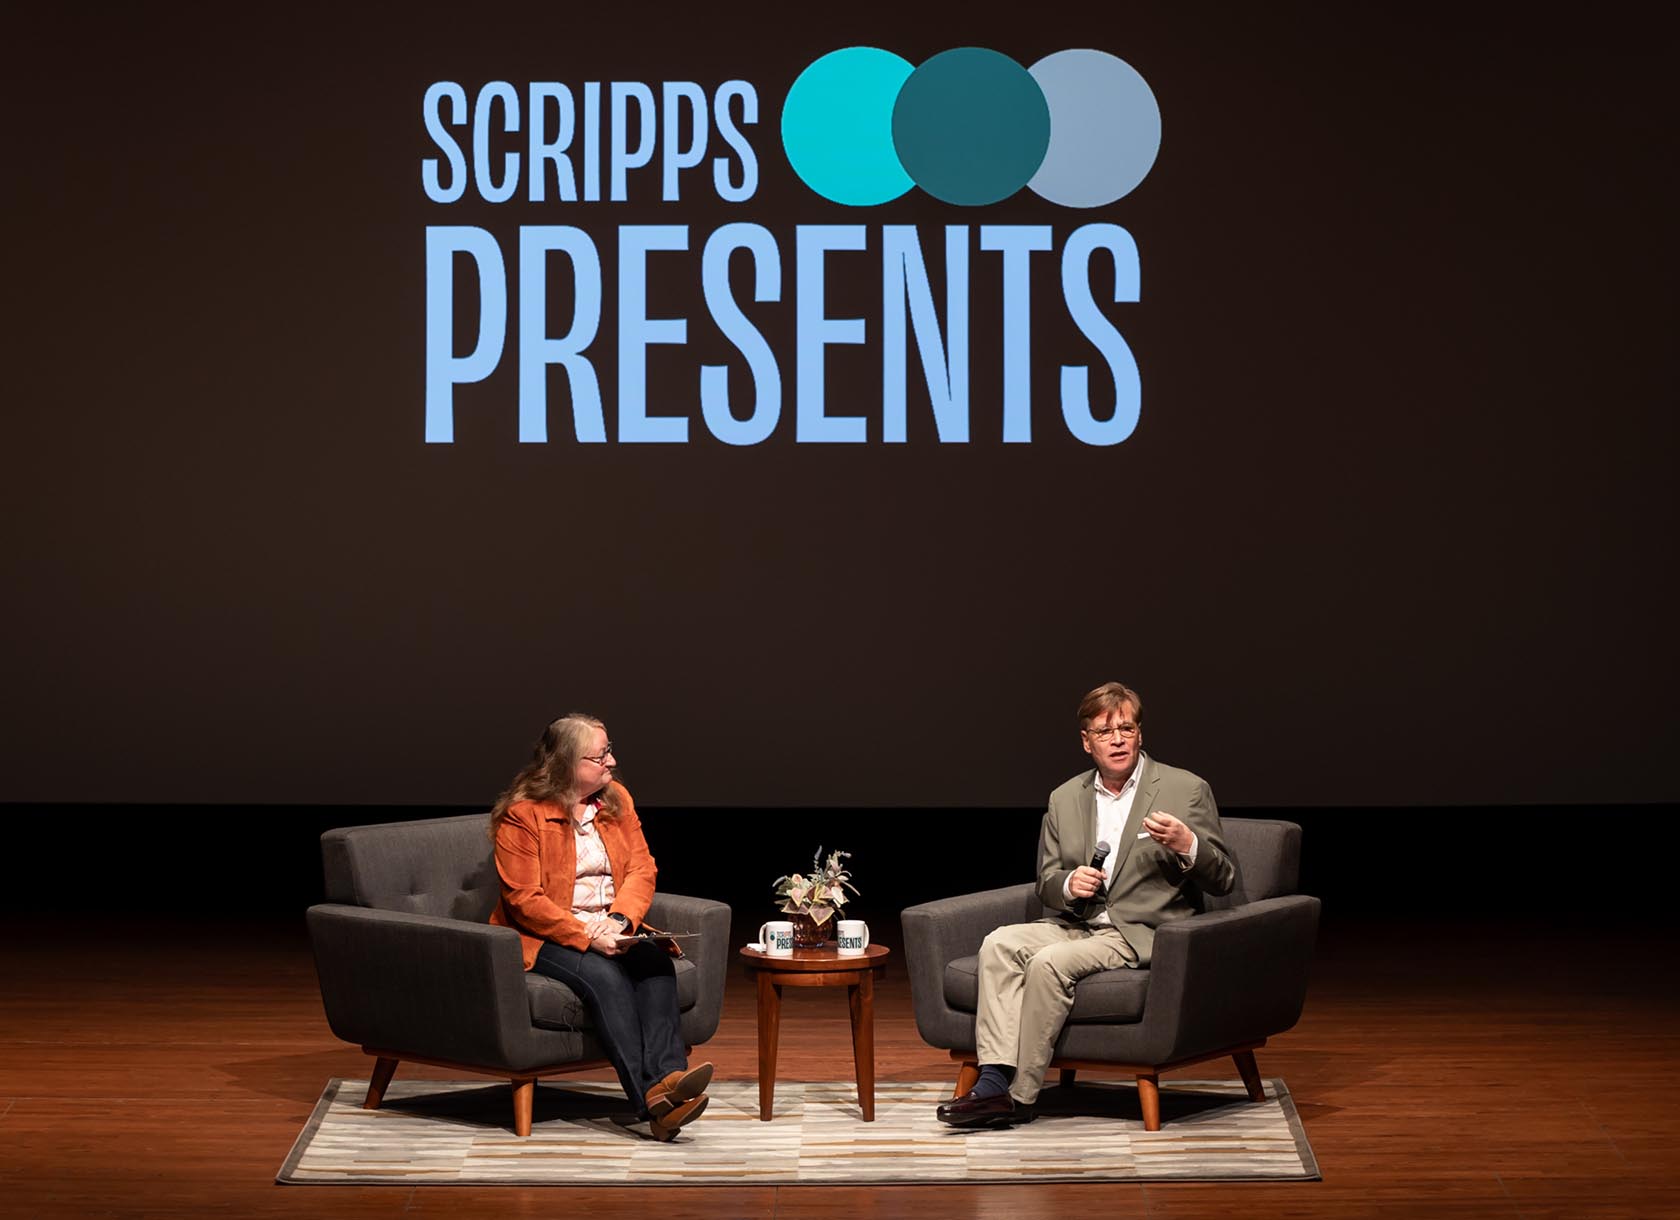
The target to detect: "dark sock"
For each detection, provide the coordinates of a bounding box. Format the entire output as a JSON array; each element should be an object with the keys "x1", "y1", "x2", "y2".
[{"x1": 970, "y1": 1065, "x2": 1014, "y2": 1099}]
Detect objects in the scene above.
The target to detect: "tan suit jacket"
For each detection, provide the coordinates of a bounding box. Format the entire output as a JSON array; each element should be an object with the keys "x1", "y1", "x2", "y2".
[{"x1": 1034, "y1": 757, "x2": 1235, "y2": 967}]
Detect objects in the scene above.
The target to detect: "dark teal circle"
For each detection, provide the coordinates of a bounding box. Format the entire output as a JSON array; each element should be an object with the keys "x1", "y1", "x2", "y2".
[{"x1": 891, "y1": 47, "x2": 1050, "y2": 206}]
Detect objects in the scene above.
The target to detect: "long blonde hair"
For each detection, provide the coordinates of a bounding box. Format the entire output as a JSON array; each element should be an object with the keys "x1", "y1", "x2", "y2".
[{"x1": 489, "y1": 713, "x2": 620, "y2": 837}]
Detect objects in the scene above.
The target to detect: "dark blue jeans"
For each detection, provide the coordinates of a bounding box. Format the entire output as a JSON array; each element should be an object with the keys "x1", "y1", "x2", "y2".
[{"x1": 533, "y1": 939, "x2": 685, "y2": 1117}]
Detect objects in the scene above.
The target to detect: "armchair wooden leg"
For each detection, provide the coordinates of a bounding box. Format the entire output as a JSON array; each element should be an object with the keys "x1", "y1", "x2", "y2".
[
  {"x1": 1058, "y1": 1068, "x2": 1077, "y2": 1087},
  {"x1": 953, "y1": 1060, "x2": 980, "y2": 1099},
  {"x1": 511, "y1": 1077, "x2": 535, "y2": 1137},
  {"x1": 363, "y1": 1056, "x2": 398, "y2": 1111},
  {"x1": 1137, "y1": 1071, "x2": 1161, "y2": 1132},
  {"x1": 1233, "y1": 1048, "x2": 1265, "y2": 1102}
]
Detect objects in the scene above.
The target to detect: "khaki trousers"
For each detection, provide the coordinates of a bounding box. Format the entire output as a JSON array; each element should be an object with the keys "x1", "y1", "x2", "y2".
[{"x1": 973, "y1": 918, "x2": 1138, "y2": 1104}]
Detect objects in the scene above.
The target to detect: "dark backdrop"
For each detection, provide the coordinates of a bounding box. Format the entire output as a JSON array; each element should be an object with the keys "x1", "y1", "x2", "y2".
[
  {"x1": 7, "y1": 801, "x2": 1677, "y2": 930},
  {"x1": 4, "y1": 4, "x2": 1673, "y2": 816}
]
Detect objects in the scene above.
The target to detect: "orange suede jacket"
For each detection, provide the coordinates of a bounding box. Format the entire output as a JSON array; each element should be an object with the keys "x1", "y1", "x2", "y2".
[{"x1": 488, "y1": 782, "x2": 658, "y2": 970}]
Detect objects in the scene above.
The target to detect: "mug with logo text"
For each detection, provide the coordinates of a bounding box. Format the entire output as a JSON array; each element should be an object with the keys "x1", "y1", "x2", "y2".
[
  {"x1": 758, "y1": 920, "x2": 795, "y2": 957},
  {"x1": 837, "y1": 919, "x2": 870, "y2": 956}
]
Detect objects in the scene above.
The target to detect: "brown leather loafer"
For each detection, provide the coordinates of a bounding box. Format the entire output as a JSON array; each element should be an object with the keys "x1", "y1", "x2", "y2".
[
  {"x1": 645, "y1": 1061, "x2": 714, "y2": 1119},
  {"x1": 648, "y1": 1092, "x2": 708, "y2": 1141},
  {"x1": 935, "y1": 1091, "x2": 1035, "y2": 1129}
]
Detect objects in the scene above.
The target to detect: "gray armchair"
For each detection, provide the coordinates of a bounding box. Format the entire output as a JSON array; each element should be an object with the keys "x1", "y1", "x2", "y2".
[
  {"x1": 306, "y1": 813, "x2": 731, "y2": 1136},
  {"x1": 902, "y1": 817, "x2": 1318, "y2": 1130}
]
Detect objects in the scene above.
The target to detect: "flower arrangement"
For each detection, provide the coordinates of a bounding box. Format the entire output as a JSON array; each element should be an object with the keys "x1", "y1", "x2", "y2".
[{"x1": 773, "y1": 847, "x2": 858, "y2": 945}]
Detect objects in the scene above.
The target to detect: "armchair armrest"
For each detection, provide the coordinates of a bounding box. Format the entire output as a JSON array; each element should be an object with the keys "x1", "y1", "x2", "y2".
[
  {"x1": 645, "y1": 892, "x2": 732, "y2": 1044},
  {"x1": 901, "y1": 884, "x2": 1037, "y2": 1049},
  {"x1": 306, "y1": 903, "x2": 534, "y2": 1069},
  {"x1": 1135, "y1": 893, "x2": 1322, "y2": 1064}
]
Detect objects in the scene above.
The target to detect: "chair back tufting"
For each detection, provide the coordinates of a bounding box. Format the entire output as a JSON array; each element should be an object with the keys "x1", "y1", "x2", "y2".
[
  {"x1": 321, "y1": 813, "x2": 500, "y2": 922},
  {"x1": 1202, "y1": 818, "x2": 1302, "y2": 911}
]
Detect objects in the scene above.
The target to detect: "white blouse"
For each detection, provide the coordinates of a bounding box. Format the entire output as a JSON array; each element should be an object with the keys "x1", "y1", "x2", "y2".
[{"x1": 570, "y1": 800, "x2": 617, "y2": 917}]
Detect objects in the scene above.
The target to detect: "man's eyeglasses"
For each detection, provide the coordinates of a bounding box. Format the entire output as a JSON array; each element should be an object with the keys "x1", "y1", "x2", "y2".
[
  {"x1": 1084, "y1": 723, "x2": 1139, "y2": 742},
  {"x1": 582, "y1": 742, "x2": 615, "y2": 765}
]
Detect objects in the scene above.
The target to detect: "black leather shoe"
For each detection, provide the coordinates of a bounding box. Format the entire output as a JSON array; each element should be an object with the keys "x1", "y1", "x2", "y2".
[{"x1": 936, "y1": 1091, "x2": 1036, "y2": 1128}]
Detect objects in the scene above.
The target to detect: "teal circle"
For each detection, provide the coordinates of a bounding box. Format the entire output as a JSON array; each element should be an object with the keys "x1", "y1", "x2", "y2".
[
  {"x1": 892, "y1": 47, "x2": 1050, "y2": 206},
  {"x1": 782, "y1": 47, "x2": 915, "y2": 206}
]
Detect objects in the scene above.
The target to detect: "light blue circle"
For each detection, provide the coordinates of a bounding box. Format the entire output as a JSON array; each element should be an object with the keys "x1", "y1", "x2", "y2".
[
  {"x1": 1027, "y1": 49, "x2": 1162, "y2": 207},
  {"x1": 782, "y1": 47, "x2": 916, "y2": 206}
]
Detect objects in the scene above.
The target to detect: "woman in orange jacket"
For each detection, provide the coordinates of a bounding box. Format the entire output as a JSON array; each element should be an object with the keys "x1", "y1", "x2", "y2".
[{"x1": 488, "y1": 713, "x2": 712, "y2": 1140}]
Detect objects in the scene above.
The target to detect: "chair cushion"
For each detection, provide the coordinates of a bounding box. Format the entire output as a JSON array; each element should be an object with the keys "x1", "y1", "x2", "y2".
[
  {"x1": 526, "y1": 958, "x2": 700, "y2": 1032},
  {"x1": 943, "y1": 954, "x2": 1149, "y2": 1024}
]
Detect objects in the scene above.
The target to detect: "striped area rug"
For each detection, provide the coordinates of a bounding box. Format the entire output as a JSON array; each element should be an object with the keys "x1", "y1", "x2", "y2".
[{"x1": 278, "y1": 1077, "x2": 1319, "y2": 1184}]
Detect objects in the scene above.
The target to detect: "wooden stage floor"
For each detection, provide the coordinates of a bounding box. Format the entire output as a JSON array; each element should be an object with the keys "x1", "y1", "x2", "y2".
[{"x1": 2, "y1": 915, "x2": 1675, "y2": 1219}]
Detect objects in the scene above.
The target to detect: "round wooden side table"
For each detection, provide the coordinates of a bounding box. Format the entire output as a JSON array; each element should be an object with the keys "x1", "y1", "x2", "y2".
[{"x1": 739, "y1": 943, "x2": 890, "y2": 1121}]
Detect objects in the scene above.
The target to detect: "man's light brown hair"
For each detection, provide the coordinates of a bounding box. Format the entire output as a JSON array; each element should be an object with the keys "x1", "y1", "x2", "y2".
[{"x1": 1077, "y1": 681, "x2": 1143, "y2": 729}]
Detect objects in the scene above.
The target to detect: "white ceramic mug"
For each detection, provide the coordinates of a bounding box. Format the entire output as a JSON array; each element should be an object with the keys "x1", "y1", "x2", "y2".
[
  {"x1": 837, "y1": 919, "x2": 870, "y2": 956},
  {"x1": 758, "y1": 920, "x2": 795, "y2": 957}
]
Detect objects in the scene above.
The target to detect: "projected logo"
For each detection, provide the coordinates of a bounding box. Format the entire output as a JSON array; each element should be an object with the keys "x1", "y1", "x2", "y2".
[
  {"x1": 419, "y1": 46, "x2": 1160, "y2": 447},
  {"x1": 782, "y1": 47, "x2": 1161, "y2": 208}
]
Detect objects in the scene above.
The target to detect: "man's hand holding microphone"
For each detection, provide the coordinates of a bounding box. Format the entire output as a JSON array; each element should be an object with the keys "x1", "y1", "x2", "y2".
[
  {"x1": 1067, "y1": 864, "x2": 1108, "y2": 900},
  {"x1": 1070, "y1": 813, "x2": 1195, "y2": 905},
  {"x1": 1068, "y1": 840, "x2": 1111, "y2": 901}
]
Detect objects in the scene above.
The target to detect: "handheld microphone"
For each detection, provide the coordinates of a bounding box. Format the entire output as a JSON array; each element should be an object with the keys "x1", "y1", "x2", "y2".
[{"x1": 1088, "y1": 841, "x2": 1111, "y2": 900}]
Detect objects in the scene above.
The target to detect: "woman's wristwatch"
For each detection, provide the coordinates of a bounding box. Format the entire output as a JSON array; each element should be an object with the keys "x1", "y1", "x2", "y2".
[{"x1": 606, "y1": 912, "x2": 631, "y2": 931}]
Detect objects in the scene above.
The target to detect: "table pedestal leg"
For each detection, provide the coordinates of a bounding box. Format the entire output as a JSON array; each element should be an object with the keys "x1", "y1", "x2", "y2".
[
  {"x1": 847, "y1": 970, "x2": 876, "y2": 1121},
  {"x1": 757, "y1": 972, "x2": 782, "y2": 1121}
]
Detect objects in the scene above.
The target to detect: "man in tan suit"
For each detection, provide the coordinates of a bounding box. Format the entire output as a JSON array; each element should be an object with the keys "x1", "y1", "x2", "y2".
[{"x1": 936, "y1": 681, "x2": 1236, "y2": 1128}]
